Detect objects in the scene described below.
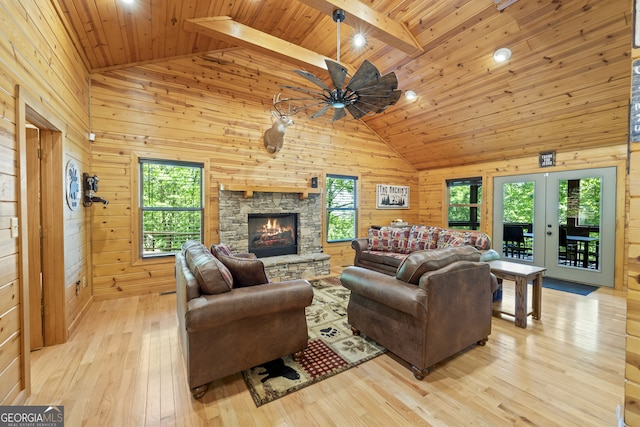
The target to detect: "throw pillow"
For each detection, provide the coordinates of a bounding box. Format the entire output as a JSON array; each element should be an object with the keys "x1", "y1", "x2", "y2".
[
  {"x1": 210, "y1": 243, "x2": 233, "y2": 259},
  {"x1": 396, "y1": 246, "x2": 481, "y2": 284},
  {"x1": 367, "y1": 227, "x2": 392, "y2": 251},
  {"x1": 183, "y1": 242, "x2": 234, "y2": 294},
  {"x1": 217, "y1": 253, "x2": 270, "y2": 287}
]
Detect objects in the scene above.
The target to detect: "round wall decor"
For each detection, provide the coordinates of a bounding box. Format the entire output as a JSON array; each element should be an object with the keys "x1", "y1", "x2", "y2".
[{"x1": 66, "y1": 159, "x2": 81, "y2": 211}]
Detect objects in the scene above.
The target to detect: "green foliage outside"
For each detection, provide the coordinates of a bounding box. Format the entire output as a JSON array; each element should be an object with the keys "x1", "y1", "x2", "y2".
[
  {"x1": 141, "y1": 162, "x2": 203, "y2": 254},
  {"x1": 448, "y1": 177, "x2": 601, "y2": 229},
  {"x1": 326, "y1": 176, "x2": 356, "y2": 241}
]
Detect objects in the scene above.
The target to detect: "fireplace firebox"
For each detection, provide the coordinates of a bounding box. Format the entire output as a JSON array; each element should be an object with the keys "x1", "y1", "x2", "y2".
[{"x1": 248, "y1": 213, "x2": 298, "y2": 258}]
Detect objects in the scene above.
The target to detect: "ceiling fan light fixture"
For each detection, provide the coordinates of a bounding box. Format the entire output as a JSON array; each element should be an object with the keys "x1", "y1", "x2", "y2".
[
  {"x1": 332, "y1": 102, "x2": 346, "y2": 109},
  {"x1": 493, "y1": 47, "x2": 512, "y2": 63}
]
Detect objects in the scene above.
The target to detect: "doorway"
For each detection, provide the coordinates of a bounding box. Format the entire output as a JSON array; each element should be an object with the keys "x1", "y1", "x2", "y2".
[{"x1": 493, "y1": 167, "x2": 616, "y2": 287}]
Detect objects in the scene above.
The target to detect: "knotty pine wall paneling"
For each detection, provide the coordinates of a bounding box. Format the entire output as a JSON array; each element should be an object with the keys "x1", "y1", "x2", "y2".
[
  {"x1": 0, "y1": 0, "x2": 91, "y2": 404},
  {"x1": 419, "y1": 145, "x2": 628, "y2": 291},
  {"x1": 626, "y1": 25, "x2": 640, "y2": 426},
  {"x1": 89, "y1": 51, "x2": 419, "y2": 299}
]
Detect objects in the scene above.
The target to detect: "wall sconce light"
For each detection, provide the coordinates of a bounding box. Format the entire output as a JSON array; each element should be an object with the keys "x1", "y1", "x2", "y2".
[
  {"x1": 493, "y1": 48, "x2": 512, "y2": 63},
  {"x1": 404, "y1": 90, "x2": 417, "y2": 101},
  {"x1": 83, "y1": 173, "x2": 109, "y2": 207}
]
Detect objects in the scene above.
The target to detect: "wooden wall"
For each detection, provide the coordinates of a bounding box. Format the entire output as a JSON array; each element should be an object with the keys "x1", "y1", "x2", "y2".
[
  {"x1": 89, "y1": 50, "x2": 419, "y2": 299},
  {"x1": 419, "y1": 145, "x2": 628, "y2": 291},
  {"x1": 0, "y1": 1, "x2": 91, "y2": 404},
  {"x1": 626, "y1": 23, "x2": 640, "y2": 426}
]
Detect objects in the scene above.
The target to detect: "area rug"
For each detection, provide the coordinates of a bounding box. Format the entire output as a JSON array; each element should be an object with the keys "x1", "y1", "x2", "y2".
[
  {"x1": 242, "y1": 276, "x2": 385, "y2": 407},
  {"x1": 542, "y1": 277, "x2": 598, "y2": 296}
]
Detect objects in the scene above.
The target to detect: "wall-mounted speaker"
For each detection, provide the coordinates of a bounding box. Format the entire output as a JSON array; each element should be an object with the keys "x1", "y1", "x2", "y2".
[{"x1": 311, "y1": 177, "x2": 318, "y2": 188}]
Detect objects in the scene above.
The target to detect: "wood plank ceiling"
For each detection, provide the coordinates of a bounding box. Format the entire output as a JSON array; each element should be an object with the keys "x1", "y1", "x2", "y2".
[{"x1": 54, "y1": 0, "x2": 631, "y2": 170}]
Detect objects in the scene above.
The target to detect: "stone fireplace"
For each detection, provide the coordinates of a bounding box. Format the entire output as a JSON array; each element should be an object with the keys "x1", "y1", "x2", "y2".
[
  {"x1": 248, "y1": 213, "x2": 298, "y2": 258},
  {"x1": 218, "y1": 187, "x2": 330, "y2": 280}
]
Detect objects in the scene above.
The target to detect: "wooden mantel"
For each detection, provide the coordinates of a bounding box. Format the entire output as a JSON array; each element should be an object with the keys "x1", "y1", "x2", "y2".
[{"x1": 219, "y1": 183, "x2": 322, "y2": 199}]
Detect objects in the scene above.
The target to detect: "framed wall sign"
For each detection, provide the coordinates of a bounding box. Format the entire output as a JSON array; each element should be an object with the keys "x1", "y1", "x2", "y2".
[
  {"x1": 539, "y1": 151, "x2": 555, "y2": 168},
  {"x1": 65, "y1": 159, "x2": 81, "y2": 211},
  {"x1": 376, "y1": 184, "x2": 409, "y2": 209}
]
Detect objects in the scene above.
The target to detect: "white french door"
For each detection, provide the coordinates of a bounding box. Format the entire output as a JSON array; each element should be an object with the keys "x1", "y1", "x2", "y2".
[{"x1": 493, "y1": 167, "x2": 616, "y2": 287}]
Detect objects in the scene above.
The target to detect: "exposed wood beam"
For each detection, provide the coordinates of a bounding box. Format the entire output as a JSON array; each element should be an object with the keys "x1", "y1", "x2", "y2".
[
  {"x1": 297, "y1": 0, "x2": 423, "y2": 55},
  {"x1": 184, "y1": 17, "x2": 335, "y2": 73}
]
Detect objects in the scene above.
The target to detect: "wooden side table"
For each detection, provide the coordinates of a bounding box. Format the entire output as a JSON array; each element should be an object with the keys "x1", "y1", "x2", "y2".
[{"x1": 488, "y1": 260, "x2": 547, "y2": 328}]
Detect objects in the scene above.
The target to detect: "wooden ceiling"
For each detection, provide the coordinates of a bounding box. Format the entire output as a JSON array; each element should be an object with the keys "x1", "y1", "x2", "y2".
[{"x1": 54, "y1": 0, "x2": 631, "y2": 170}]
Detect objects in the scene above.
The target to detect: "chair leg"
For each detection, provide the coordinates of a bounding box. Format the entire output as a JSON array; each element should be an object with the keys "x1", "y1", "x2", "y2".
[
  {"x1": 191, "y1": 384, "x2": 208, "y2": 399},
  {"x1": 411, "y1": 365, "x2": 429, "y2": 380},
  {"x1": 293, "y1": 350, "x2": 304, "y2": 361},
  {"x1": 351, "y1": 327, "x2": 361, "y2": 336}
]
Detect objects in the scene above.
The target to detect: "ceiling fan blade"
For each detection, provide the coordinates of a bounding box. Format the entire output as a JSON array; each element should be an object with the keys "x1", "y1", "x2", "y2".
[
  {"x1": 310, "y1": 104, "x2": 331, "y2": 119},
  {"x1": 332, "y1": 107, "x2": 347, "y2": 121},
  {"x1": 293, "y1": 69, "x2": 330, "y2": 91},
  {"x1": 357, "y1": 90, "x2": 402, "y2": 112},
  {"x1": 346, "y1": 60, "x2": 381, "y2": 92},
  {"x1": 356, "y1": 72, "x2": 399, "y2": 94},
  {"x1": 325, "y1": 60, "x2": 348, "y2": 90},
  {"x1": 281, "y1": 85, "x2": 327, "y2": 97},
  {"x1": 345, "y1": 103, "x2": 370, "y2": 120}
]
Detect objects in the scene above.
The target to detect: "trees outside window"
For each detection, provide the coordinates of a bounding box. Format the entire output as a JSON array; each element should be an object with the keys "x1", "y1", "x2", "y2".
[
  {"x1": 447, "y1": 177, "x2": 482, "y2": 230},
  {"x1": 326, "y1": 175, "x2": 357, "y2": 242},
  {"x1": 140, "y1": 159, "x2": 204, "y2": 257}
]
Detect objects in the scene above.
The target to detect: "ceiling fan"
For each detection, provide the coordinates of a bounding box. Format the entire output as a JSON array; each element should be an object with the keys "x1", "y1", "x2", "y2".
[{"x1": 280, "y1": 9, "x2": 402, "y2": 121}]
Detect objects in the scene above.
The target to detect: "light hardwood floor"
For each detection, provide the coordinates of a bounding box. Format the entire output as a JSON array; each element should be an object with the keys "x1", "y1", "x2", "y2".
[{"x1": 26, "y1": 275, "x2": 626, "y2": 426}]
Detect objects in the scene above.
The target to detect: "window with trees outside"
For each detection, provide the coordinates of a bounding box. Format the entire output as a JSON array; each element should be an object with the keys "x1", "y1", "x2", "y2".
[
  {"x1": 447, "y1": 177, "x2": 482, "y2": 230},
  {"x1": 326, "y1": 175, "x2": 357, "y2": 242},
  {"x1": 140, "y1": 159, "x2": 204, "y2": 257}
]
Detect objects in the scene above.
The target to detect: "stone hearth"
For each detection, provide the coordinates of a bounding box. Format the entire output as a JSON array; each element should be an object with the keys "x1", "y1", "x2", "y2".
[{"x1": 218, "y1": 188, "x2": 330, "y2": 281}]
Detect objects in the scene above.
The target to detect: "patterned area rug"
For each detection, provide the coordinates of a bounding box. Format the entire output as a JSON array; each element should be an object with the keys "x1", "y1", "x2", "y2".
[{"x1": 242, "y1": 276, "x2": 386, "y2": 407}]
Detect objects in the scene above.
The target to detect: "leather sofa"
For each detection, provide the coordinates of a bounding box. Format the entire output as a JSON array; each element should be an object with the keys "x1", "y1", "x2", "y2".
[
  {"x1": 340, "y1": 246, "x2": 498, "y2": 379},
  {"x1": 352, "y1": 225, "x2": 498, "y2": 275},
  {"x1": 175, "y1": 241, "x2": 314, "y2": 398}
]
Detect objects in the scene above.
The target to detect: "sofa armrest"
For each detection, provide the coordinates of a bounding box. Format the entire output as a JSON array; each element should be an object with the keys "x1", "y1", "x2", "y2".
[
  {"x1": 340, "y1": 266, "x2": 427, "y2": 318},
  {"x1": 351, "y1": 238, "x2": 369, "y2": 263},
  {"x1": 185, "y1": 279, "x2": 313, "y2": 332}
]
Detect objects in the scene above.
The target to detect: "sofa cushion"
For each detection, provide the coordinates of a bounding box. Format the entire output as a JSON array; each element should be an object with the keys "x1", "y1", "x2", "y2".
[
  {"x1": 406, "y1": 226, "x2": 441, "y2": 253},
  {"x1": 217, "y1": 253, "x2": 270, "y2": 288},
  {"x1": 183, "y1": 241, "x2": 233, "y2": 295},
  {"x1": 396, "y1": 246, "x2": 481, "y2": 284},
  {"x1": 389, "y1": 227, "x2": 411, "y2": 253},
  {"x1": 361, "y1": 250, "x2": 407, "y2": 267}
]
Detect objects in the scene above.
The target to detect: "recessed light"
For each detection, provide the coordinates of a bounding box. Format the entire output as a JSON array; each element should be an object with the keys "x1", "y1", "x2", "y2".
[
  {"x1": 404, "y1": 90, "x2": 417, "y2": 101},
  {"x1": 493, "y1": 48, "x2": 512, "y2": 63}
]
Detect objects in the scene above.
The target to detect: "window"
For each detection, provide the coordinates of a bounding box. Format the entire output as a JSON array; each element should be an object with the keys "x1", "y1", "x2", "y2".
[
  {"x1": 326, "y1": 175, "x2": 357, "y2": 242},
  {"x1": 139, "y1": 159, "x2": 204, "y2": 257},
  {"x1": 447, "y1": 177, "x2": 482, "y2": 230}
]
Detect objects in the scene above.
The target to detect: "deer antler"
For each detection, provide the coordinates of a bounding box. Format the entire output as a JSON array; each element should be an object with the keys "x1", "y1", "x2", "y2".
[{"x1": 272, "y1": 93, "x2": 299, "y2": 117}]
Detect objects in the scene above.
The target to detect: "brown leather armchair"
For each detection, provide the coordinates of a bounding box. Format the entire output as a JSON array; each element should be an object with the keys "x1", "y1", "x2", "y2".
[
  {"x1": 175, "y1": 242, "x2": 314, "y2": 398},
  {"x1": 340, "y1": 246, "x2": 497, "y2": 379}
]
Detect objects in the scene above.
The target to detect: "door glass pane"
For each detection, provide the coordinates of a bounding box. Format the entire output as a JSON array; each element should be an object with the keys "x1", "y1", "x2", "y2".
[
  {"x1": 557, "y1": 177, "x2": 601, "y2": 270},
  {"x1": 502, "y1": 181, "x2": 534, "y2": 260}
]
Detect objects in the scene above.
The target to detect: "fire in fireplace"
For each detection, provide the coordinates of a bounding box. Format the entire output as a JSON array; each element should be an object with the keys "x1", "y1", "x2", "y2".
[{"x1": 248, "y1": 213, "x2": 298, "y2": 258}]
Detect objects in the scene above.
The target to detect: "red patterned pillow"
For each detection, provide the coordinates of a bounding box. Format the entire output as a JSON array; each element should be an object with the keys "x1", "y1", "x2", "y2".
[
  {"x1": 406, "y1": 226, "x2": 441, "y2": 252},
  {"x1": 389, "y1": 227, "x2": 411, "y2": 253},
  {"x1": 367, "y1": 227, "x2": 392, "y2": 251},
  {"x1": 210, "y1": 243, "x2": 233, "y2": 259}
]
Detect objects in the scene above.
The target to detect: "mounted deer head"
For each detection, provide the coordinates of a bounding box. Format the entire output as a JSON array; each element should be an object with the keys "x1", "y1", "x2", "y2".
[{"x1": 263, "y1": 94, "x2": 295, "y2": 154}]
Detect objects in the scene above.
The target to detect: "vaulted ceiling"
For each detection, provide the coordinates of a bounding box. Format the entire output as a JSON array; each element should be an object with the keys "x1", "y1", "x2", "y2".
[{"x1": 54, "y1": 0, "x2": 631, "y2": 170}]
